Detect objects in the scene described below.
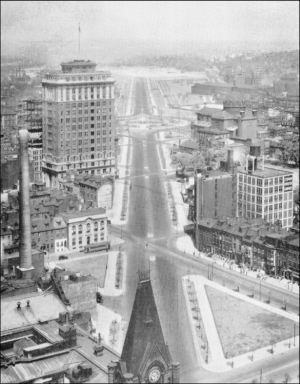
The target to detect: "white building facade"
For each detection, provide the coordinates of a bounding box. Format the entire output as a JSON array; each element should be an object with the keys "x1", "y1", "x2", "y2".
[
  {"x1": 237, "y1": 168, "x2": 294, "y2": 230},
  {"x1": 61, "y1": 208, "x2": 108, "y2": 252}
]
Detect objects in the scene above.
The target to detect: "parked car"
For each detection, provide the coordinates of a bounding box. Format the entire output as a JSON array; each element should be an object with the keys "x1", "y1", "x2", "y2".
[{"x1": 59, "y1": 255, "x2": 68, "y2": 260}]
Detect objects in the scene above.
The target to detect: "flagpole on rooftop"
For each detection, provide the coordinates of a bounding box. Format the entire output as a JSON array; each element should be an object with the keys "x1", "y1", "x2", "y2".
[{"x1": 79, "y1": 22, "x2": 81, "y2": 57}]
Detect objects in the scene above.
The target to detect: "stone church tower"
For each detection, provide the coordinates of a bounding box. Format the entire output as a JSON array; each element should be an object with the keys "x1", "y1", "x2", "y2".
[{"x1": 107, "y1": 271, "x2": 180, "y2": 383}]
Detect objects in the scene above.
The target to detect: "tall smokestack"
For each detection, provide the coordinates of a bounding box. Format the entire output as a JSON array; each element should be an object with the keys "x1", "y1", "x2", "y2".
[{"x1": 18, "y1": 130, "x2": 34, "y2": 277}]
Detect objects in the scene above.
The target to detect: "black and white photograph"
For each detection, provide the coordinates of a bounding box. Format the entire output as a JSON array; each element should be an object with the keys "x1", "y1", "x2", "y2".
[{"x1": 0, "y1": 1, "x2": 299, "y2": 383}]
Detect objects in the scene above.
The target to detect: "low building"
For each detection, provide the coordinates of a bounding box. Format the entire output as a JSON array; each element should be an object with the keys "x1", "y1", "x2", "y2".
[
  {"x1": 1, "y1": 107, "x2": 17, "y2": 129},
  {"x1": 61, "y1": 207, "x2": 108, "y2": 252},
  {"x1": 191, "y1": 106, "x2": 259, "y2": 145},
  {"x1": 74, "y1": 174, "x2": 114, "y2": 209},
  {"x1": 1, "y1": 293, "x2": 120, "y2": 384},
  {"x1": 194, "y1": 215, "x2": 299, "y2": 278},
  {"x1": 179, "y1": 139, "x2": 199, "y2": 154},
  {"x1": 31, "y1": 216, "x2": 68, "y2": 254}
]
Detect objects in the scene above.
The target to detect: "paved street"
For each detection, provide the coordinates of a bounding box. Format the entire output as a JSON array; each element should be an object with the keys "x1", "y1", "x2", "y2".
[{"x1": 112, "y1": 77, "x2": 299, "y2": 383}]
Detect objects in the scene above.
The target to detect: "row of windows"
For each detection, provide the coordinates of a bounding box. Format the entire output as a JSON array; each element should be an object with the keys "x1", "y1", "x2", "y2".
[
  {"x1": 59, "y1": 101, "x2": 112, "y2": 108},
  {"x1": 63, "y1": 146, "x2": 113, "y2": 155},
  {"x1": 72, "y1": 233, "x2": 105, "y2": 246},
  {"x1": 62, "y1": 122, "x2": 112, "y2": 130},
  {"x1": 63, "y1": 115, "x2": 112, "y2": 123},
  {"x1": 71, "y1": 221, "x2": 105, "y2": 234},
  {"x1": 64, "y1": 108, "x2": 112, "y2": 115},
  {"x1": 62, "y1": 138, "x2": 112, "y2": 147},
  {"x1": 239, "y1": 175, "x2": 286, "y2": 185}
]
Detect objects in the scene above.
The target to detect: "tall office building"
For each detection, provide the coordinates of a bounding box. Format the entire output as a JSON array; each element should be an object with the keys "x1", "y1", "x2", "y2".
[
  {"x1": 42, "y1": 60, "x2": 116, "y2": 188},
  {"x1": 237, "y1": 146, "x2": 294, "y2": 230}
]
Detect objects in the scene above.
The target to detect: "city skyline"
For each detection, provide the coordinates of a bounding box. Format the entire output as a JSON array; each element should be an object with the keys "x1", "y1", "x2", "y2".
[{"x1": 1, "y1": 1, "x2": 299, "y2": 62}]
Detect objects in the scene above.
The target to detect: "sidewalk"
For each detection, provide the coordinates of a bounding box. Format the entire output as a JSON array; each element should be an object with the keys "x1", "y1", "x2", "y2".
[
  {"x1": 98, "y1": 251, "x2": 127, "y2": 297},
  {"x1": 182, "y1": 275, "x2": 299, "y2": 373},
  {"x1": 176, "y1": 234, "x2": 299, "y2": 295},
  {"x1": 170, "y1": 180, "x2": 189, "y2": 232},
  {"x1": 107, "y1": 136, "x2": 131, "y2": 225}
]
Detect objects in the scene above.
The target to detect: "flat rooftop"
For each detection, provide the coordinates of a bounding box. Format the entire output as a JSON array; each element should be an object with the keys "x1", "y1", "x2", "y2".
[{"x1": 239, "y1": 167, "x2": 293, "y2": 178}]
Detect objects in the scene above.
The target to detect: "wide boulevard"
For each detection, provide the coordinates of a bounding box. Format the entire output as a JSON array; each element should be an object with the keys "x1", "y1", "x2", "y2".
[{"x1": 112, "y1": 78, "x2": 299, "y2": 383}]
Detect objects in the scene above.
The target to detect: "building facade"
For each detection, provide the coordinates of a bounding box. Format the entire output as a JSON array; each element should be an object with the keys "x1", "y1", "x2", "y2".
[
  {"x1": 237, "y1": 167, "x2": 294, "y2": 230},
  {"x1": 195, "y1": 169, "x2": 236, "y2": 222},
  {"x1": 42, "y1": 60, "x2": 116, "y2": 188},
  {"x1": 61, "y1": 208, "x2": 108, "y2": 252}
]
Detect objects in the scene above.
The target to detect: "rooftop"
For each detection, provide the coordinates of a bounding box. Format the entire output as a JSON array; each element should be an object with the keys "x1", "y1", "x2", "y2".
[
  {"x1": 75, "y1": 175, "x2": 114, "y2": 189},
  {"x1": 197, "y1": 106, "x2": 221, "y2": 116},
  {"x1": 61, "y1": 60, "x2": 97, "y2": 67},
  {"x1": 1, "y1": 292, "x2": 68, "y2": 333},
  {"x1": 33, "y1": 321, "x2": 65, "y2": 344},
  {"x1": 0, "y1": 349, "x2": 108, "y2": 384},
  {"x1": 238, "y1": 166, "x2": 293, "y2": 178},
  {"x1": 179, "y1": 140, "x2": 199, "y2": 150},
  {"x1": 211, "y1": 110, "x2": 234, "y2": 120},
  {"x1": 61, "y1": 207, "x2": 106, "y2": 221}
]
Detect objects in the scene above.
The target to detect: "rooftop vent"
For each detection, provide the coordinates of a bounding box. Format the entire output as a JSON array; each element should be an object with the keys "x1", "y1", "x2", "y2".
[
  {"x1": 17, "y1": 302, "x2": 21, "y2": 310},
  {"x1": 27, "y1": 300, "x2": 30, "y2": 308}
]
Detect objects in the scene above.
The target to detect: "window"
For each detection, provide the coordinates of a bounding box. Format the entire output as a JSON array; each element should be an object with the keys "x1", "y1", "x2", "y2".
[
  {"x1": 87, "y1": 223, "x2": 91, "y2": 232},
  {"x1": 72, "y1": 225, "x2": 76, "y2": 235},
  {"x1": 100, "y1": 220, "x2": 105, "y2": 230}
]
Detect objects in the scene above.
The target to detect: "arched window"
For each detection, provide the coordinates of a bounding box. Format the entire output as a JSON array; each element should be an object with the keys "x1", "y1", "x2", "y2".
[
  {"x1": 100, "y1": 220, "x2": 105, "y2": 230},
  {"x1": 86, "y1": 223, "x2": 91, "y2": 233},
  {"x1": 78, "y1": 224, "x2": 83, "y2": 234},
  {"x1": 94, "y1": 221, "x2": 98, "y2": 231},
  {"x1": 72, "y1": 225, "x2": 76, "y2": 235}
]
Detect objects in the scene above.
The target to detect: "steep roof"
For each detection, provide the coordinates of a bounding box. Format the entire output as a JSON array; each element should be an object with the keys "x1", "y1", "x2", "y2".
[
  {"x1": 121, "y1": 277, "x2": 172, "y2": 376},
  {"x1": 61, "y1": 207, "x2": 106, "y2": 221}
]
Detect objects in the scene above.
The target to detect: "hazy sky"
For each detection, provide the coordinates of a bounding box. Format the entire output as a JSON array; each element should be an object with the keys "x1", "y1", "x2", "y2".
[{"x1": 1, "y1": 1, "x2": 299, "y2": 56}]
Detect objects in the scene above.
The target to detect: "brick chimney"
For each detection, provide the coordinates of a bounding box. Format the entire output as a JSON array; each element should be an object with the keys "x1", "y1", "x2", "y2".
[{"x1": 17, "y1": 130, "x2": 34, "y2": 279}]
